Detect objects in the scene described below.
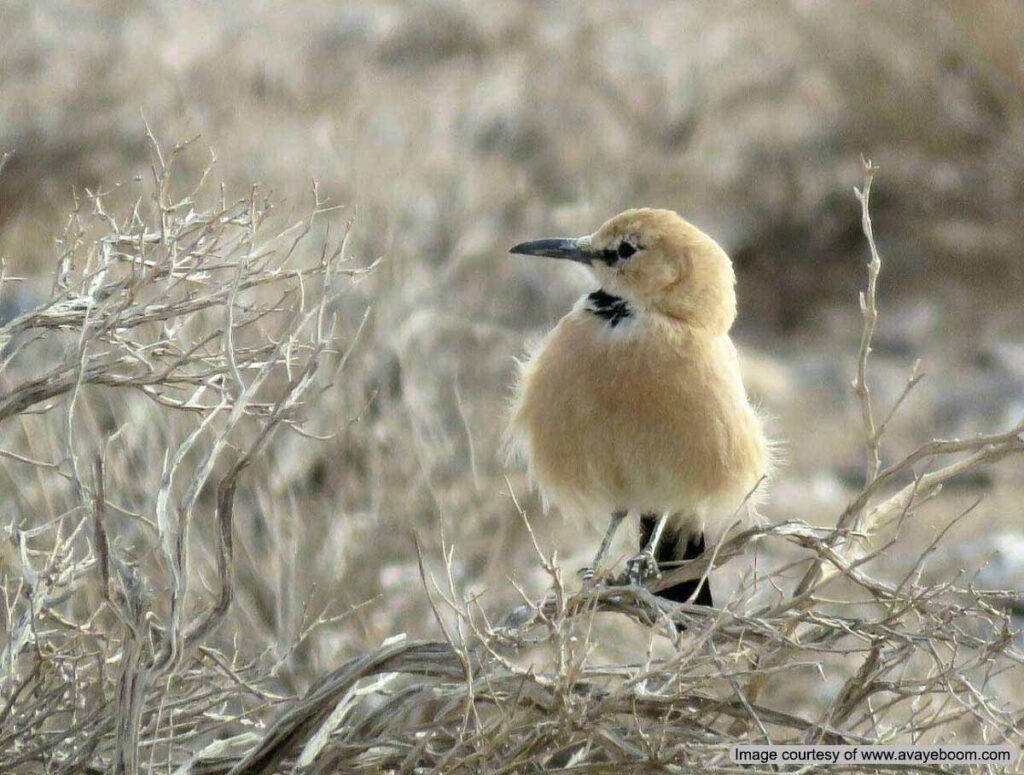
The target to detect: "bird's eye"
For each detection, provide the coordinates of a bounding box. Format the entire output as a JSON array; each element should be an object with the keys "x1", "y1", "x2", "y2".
[{"x1": 617, "y1": 242, "x2": 637, "y2": 259}]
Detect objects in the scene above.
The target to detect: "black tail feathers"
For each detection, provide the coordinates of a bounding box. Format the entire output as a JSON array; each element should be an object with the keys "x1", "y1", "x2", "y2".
[{"x1": 639, "y1": 516, "x2": 713, "y2": 619}]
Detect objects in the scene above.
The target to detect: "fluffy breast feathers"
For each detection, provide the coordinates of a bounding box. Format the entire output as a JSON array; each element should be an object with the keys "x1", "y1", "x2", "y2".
[{"x1": 508, "y1": 308, "x2": 770, "y2": 539}]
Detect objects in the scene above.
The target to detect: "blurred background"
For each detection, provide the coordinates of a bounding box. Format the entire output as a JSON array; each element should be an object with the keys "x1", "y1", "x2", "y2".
[{"x1": 2, "y1": 0, "x2": 1023, "y2": 696}]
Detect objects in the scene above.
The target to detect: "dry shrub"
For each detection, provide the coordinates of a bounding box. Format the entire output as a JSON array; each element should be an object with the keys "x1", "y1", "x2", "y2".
[
  {"x1": 4, "y1": 1, "x2": 1024, "y2": 328},
  {"x1": 0, "y1": 134, "x2": 373, "y2": 771},
  {"x1": 1, "y1": 140, "x2": 1022, "y2": 772}
]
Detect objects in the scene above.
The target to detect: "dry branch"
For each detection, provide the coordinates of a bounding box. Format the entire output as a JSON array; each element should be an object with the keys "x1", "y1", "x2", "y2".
[
  {"x1": 0, "y1": 134, "x2": 368, "y2": 771},
  {"x1": 1, "y1": 149, "x2": 1022, "y2": 773}
]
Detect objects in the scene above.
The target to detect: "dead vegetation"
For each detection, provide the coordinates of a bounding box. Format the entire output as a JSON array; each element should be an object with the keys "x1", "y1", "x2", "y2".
[
  {"x1": 5, "y1": 1, "x2": 1024, "y2": 330},
  {"x1": 0, "y1": 136, "x2": 373, "y2": 772},
  {"x1": 4, "y1": 3, "x2": 1024, "y2": 772},
  {"x1": 1, "y1": 145, "x2": 1022, "y2": 772}
]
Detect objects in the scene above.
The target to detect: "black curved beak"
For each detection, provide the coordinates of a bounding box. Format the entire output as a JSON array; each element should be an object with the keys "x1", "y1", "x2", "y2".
[{"x1": 509, "y1": 237, "x2": 594, "y2": 265}]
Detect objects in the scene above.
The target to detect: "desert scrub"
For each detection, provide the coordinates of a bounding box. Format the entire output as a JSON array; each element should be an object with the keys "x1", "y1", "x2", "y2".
[
  {"x1": 1, "y1": 144, "x2": 1022, "y2": 773},
  {"x1": 0, "y1": 134, "x2": 373, "y2": 772}
]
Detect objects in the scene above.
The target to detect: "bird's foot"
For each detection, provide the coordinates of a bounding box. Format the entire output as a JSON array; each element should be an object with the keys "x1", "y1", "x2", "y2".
[
  {"x1": 578, "y1": 566, "x2": 611, "y2": 588},
  {"x1": 622, "y1": 549, "x2": 660, "y2": 586}
]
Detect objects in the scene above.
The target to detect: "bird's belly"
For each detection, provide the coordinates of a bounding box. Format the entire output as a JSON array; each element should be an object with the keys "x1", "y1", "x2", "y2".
[
  {"x1": 509, "y1": 319, "x2": 766, "y2": 528},
  {"x1": 519, "y1": 398, "x2": 721, "y2": 512}
]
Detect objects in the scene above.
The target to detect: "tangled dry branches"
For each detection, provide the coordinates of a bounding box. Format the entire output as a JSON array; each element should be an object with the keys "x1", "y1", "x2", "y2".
[
  {"x1": 0, "y1": 135, "x2": 371, "y2": 772},
  {"x1": 1, "y1": 150, "x2": 1022, "y2": 772}
]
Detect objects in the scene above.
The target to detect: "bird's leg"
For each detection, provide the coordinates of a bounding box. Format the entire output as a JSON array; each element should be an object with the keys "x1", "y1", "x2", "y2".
[
  {"x1": 579, "y1": 509, "x2": 627, "y2": 583},
  {"x1": 624, "y1": 511, "x2": 671, "y2": 585}
]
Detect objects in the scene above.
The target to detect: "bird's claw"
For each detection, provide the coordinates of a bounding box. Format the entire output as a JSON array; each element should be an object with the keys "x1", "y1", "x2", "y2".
[
  {"x1": 578, "y1": 566, "x2": 613, "y2": 588},
  {"x1": 623, "y1": 550, "x2": 660, "y2": 586}
]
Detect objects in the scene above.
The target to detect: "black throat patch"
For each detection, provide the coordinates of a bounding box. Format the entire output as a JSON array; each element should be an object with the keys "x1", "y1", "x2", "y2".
[{"x1": 586, "y1": 290, "x2": 632, "y2": 328}]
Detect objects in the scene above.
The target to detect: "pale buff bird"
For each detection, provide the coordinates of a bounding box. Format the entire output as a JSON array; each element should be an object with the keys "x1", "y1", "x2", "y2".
[{"x1": 508, "y1": 208, "x2": 771, "y2": 610}]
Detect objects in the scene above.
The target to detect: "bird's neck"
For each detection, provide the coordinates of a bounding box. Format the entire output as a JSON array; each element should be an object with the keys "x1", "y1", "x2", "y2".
[
  {"x1": 585, "y1": 289, "x2": 633, "y2": 328},
  {"x1": 585, "y1": 288, "x2": 728, "y2": 341}
]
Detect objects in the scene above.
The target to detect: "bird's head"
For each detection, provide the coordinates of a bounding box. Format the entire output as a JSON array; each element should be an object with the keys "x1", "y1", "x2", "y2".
[{"x1": 511, "y1": 208, "x2": 737, "y2": 332}]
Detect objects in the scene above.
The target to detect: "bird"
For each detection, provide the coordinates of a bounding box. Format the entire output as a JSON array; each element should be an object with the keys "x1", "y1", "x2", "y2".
[{"x1": 507, "y1": 208, "x2": 771, "y2": 617}]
